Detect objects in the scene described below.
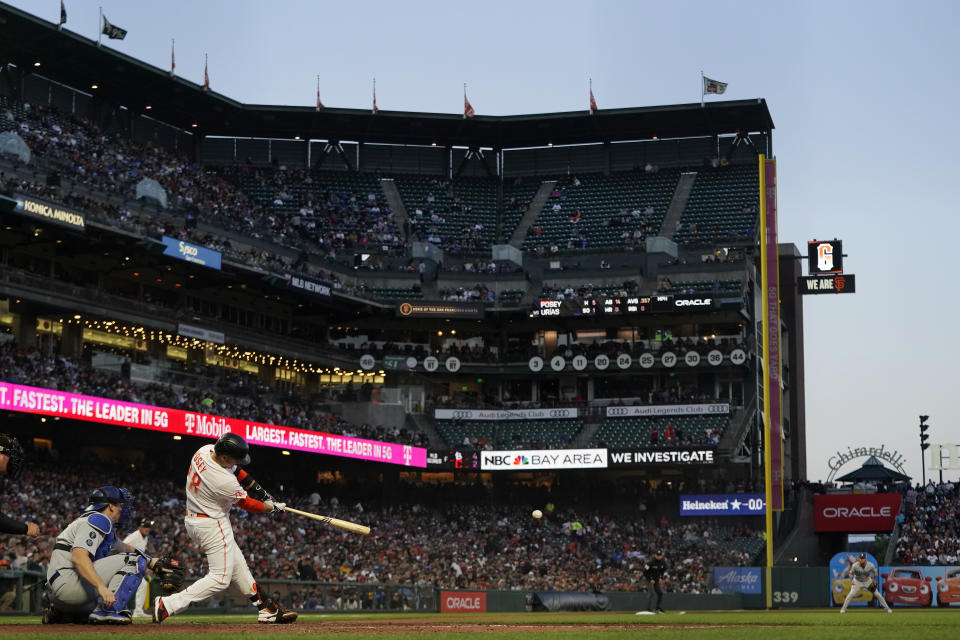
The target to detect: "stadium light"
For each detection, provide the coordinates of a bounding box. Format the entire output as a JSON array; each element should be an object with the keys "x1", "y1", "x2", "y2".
[{"x1": 919, "y1": 415, "x2": 931, "y2": 485}]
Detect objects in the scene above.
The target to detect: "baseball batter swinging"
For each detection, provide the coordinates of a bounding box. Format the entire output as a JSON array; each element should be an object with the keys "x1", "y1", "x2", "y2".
[{"x1": 153, "y1": 433, "x2": 297, "y2": 624}]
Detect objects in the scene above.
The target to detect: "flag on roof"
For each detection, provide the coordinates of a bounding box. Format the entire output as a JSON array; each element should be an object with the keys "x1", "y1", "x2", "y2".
[
  {"x1": 589, "y1": 82, "x2": 598, "y2": 113},
  {"x1": 170, "y1": 39, "x2": 176, "y2": 77},
  {"x1": 703, "y1": 76, "x2": 727, "y2": 95},
  {"x1": 372, "y1": 78, "x2": 379, "y2": 114},
  {"x1": 316, "y1": 76, "x2": 324, "y2": 110},
  {"x1": 102, "y1": 15, "x2": 126, "y2": 40},
  {"x1": 58, "y1": 1, "x2": 66, "y2": 29},
  {"x1": 464, "y1": 85, "x2": 475, "y2": 119},
  {"x1": 203, "y1": 55, "x2": 210, "y2": 91}
]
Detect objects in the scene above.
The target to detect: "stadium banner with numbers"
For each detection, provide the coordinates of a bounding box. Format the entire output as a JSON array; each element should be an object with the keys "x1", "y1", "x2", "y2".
[
  {"x1": 0, "y1": 381, "x2": 426, "y2": 467},
  {"x1": 759, "y1": 155, "x2": 784, "y2": 512},
  {"x1": 605, "y1": 403, "x2": 729, "y2": 418}
]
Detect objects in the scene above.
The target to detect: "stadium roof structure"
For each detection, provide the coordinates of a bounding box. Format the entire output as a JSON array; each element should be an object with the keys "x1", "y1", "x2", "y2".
[{"x1": 0, "y1": 3, "x2": 774, "y2": 149}]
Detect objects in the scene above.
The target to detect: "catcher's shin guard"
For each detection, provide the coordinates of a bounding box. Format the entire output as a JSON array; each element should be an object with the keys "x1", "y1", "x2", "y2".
[{"x1": 109, "y1": 555, "x2": 147, "y2": 612}]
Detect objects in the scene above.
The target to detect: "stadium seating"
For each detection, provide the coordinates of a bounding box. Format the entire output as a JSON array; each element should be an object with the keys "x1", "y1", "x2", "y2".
[
  {"x1": 521, "y1": 171, "x2": 679, "y2": 252},
  {"x1": 893, "y1": 482, "x2": 960, "y2": 565},
  {"x1": 370, "y1": 286, "x2": 423, "y2": 303},
  {"x1": 435, "y1": 419, "x2": 583, "y2": 450},
  {"x1": 673, "y1": 165, "x2": 759, "y2": 245},
  {"x1": 498, "y1": 289, "x2": 525, "y2": 306},
  {"x1": 395, "y1": 176, "x2": 498, "y2": 251},
  {"x1": 590, "y1": 415, "x2": 726, "y2": 448},
  {"x1": 657, "y1": 278, "x2": 743, "y2": 295}
]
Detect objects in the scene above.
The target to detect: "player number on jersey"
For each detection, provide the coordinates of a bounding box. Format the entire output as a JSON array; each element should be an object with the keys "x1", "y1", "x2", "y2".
[{"x1": 189, "y1": 471, "x2": 201, "y2": 494}]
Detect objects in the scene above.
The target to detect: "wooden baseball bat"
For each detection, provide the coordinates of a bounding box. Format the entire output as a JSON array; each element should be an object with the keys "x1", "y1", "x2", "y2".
[{"x1": 284, "y1": 506, "x2": 371, "y2": 535}]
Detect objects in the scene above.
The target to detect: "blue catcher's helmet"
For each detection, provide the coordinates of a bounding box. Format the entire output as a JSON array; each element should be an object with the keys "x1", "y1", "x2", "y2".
[{"x1": 88, "y1": 486, "x2": 135, "y2": 529}]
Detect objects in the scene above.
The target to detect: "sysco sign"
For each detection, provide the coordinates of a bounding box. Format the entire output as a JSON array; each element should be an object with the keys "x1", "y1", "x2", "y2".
[{"x1": 813, "y1": 493, "x2": 901, "y2": 532}]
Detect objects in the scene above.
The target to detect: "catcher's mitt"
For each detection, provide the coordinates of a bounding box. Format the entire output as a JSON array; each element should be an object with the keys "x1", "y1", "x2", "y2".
[{"x1": 152, "y1": 556, "x2": 186, "y2": 594}]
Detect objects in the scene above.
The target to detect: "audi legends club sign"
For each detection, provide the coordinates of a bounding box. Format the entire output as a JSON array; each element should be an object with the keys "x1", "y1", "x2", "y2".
[
  {"x1": 440, "y1": 591, "x2": 486, "y2": 613},
  {"x1": 813, "y1": 493, "x2": 901, "y2": 532},
  {"x1": 434, "y1": 408, "x2": 578, "y2": 421},
  {"x1": 481, "y1": 448, "x2": 607, "y2": 471},
  {"x1": 605, "y1": 403, "x2": 729, "y2": 418},
  {"x1": 679, "y1": 494, "x2": 765, "y2": 516}
]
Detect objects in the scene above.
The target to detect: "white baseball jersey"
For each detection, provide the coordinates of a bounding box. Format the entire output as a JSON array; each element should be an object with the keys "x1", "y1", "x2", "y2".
[
  {"x1": 184, "y1": 444, "x2": 247, "y2": 518},
  {"x1": 122, "y1": 529, "x2": 149, "y2": 552}
]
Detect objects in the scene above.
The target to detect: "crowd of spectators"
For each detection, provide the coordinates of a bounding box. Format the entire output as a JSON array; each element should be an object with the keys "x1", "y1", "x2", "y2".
[
  {"x1": 894, "y1": 480, "x2": 959, "y2": 565},
  {"x1": 539, "y1": 280, "x2": 639, "y2": 301},
  {"x1": 1, "y1": 460, "x2": 763, "y2": 604},
  {"x1": 0, "y1": 341, "x2": 426, "y2": 448}
]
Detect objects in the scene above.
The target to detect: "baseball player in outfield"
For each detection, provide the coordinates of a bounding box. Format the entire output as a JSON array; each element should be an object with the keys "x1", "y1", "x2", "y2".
[
  {"x1": 0, "y1": 433, "x2": 40, "y2": 537},
  {"x1": 153, "y1": 433, "x2": 297, "y2": 624},
  {"x1": 44, "y1": 486, "x2": 181, "y2": 624},
  {"x1": 122, "y1": 519, "x2": 154, "y2": 617},
  {"x1": 840, "y1": 553, "x2": 893, "y2": 613}
]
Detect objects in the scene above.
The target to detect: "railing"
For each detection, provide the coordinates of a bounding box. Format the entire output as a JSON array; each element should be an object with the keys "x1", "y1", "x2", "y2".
[
  {"x1": 0, "y1": 570, "x2": 45, "y2": 615},
  {"x1": 0, "y1": 572, "x2": 438, "y2": 615}
]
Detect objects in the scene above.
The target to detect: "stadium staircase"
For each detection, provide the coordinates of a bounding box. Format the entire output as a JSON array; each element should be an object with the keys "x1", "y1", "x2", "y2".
[
  {"x1": 773, "y1": 489, "x2": 825, "y2": 566},
  {"x1": 408, "y1": 413, "x2": 445, "y2": 448},
  {"x1": 379, "y1": 178, "x2": 410, "y2": 244},
  {"x1": 571, "y1": 414, "x2": 604, "y2": 447},
  {"x1": 719, "y1": 390, "x2": 758, "y2": 458},
  {"x1": 509, "y1": 180, "x2": 557, "y2": 246},
  {"x1": 658, "y1": 171, "x2": 698, "y2": 240}
]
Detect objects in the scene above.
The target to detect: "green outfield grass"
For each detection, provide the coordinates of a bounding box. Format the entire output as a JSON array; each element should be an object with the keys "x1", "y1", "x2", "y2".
[{"x1": 0, "y1": 609, "x2": 957, "y2": 640}]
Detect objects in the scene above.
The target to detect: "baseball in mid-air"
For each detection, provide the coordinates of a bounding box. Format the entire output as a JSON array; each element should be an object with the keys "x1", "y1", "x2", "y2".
[{"x1": 532, "y1": 509, "x2": 543, "y2": 519}]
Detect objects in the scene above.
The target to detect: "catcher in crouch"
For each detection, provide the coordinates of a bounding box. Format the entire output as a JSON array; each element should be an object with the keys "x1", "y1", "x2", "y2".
[
  {"x1": 43, "y1": 486, "x2": 184, "y2": 625},
  {"x1": 154, "y1": 433, "x2": 296, "y2": 624}
]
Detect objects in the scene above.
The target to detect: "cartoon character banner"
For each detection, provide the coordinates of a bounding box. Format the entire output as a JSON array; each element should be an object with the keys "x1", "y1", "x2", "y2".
[{"x1": 828, "y1": 552, "x2": 959, "y2": 607}]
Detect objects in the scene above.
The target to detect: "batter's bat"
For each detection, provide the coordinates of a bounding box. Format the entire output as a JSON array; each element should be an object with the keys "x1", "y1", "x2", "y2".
[{"x1": 285, "y1": 506, "x2": 371, "y2": 535}]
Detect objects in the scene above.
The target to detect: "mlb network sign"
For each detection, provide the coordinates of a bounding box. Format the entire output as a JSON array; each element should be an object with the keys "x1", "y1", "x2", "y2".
[
  {"x1": 679, "y1": 494, "x2": 765, "y2": 516},
  {"x1": 480, "y1": 448, "x2": 607, "y2": 471}
]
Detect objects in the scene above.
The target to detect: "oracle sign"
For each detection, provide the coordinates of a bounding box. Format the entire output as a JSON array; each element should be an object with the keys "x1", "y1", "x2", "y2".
[
  {"x1": 813, "y1": 493, "x2": 901, "y2": 532},
  {"x1": 440, "y1": 591, "x2": 487, "y2": 613}
]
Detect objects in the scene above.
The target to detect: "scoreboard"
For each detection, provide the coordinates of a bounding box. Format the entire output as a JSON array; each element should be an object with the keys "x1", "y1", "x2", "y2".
[{"x1": 530, "y1": 294, "x2": 716, "y2": 317}]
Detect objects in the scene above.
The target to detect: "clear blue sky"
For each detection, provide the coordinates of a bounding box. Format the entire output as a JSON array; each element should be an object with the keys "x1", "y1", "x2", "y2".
[{"x1": 10, "y1": 0, "x2": 959, "y2": 483}]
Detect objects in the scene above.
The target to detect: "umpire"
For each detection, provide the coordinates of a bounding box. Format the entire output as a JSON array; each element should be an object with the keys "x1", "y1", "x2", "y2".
[
  {"x1": 644, "y1": 550, "x2": 667, "y2": 613},
  {"x1": 0, "y1": 433, "x2": 40, "y2": 537}
]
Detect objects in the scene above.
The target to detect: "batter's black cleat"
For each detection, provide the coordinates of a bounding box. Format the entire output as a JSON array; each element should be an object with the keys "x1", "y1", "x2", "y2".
[
  {"x1": 656, "y1": 608, "x2": 666, "y2": 614},
  {"x1": 258, "y1": 602, "x2": 298, "y2": 624},
  {"x1": 152, "y1": 596, "x2": 169, "y2": 624}
]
